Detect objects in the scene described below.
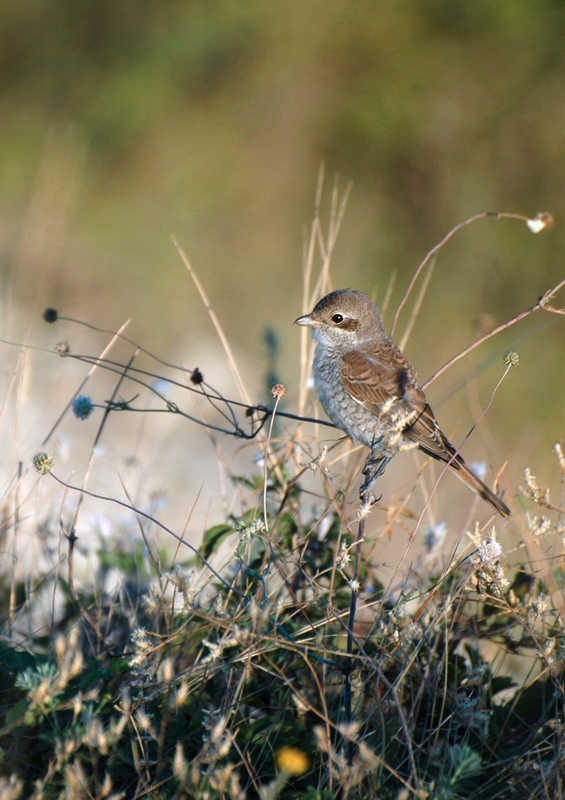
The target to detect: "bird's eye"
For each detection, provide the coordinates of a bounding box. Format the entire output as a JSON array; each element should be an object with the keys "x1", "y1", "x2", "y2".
[{"x1": 331, "y1": 313, "x2": 344, "y2": 324}]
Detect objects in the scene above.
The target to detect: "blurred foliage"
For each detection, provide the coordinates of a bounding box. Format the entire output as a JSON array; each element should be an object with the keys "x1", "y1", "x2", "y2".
[
  {"x1": 1, "y1": 442, "x2": 564, "y2": 798},
  {"x1": 0, "y1": 0, "x2": 563, "y2": 462}
]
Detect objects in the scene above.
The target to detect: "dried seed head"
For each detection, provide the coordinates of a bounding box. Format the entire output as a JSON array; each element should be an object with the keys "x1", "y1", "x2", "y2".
[
  {"x1": 33, "y1": 452, "x2": 54, "y2": 475},
  {"x1": 526, "y1": 212, "x2": 554, "y2": 233},
  {"x1": 271, "y1": 383, "x2": 286, "y2": 399},
  {"x1": 72, "y1": 395, "x2": 94, "y2": 420},
  {"x1": 43, "y1": 308, "x2": 58, "y2": 323}
]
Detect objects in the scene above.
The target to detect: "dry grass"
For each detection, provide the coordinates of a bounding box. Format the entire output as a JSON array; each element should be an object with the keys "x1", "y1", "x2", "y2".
[{"x1": 0, "y1": 195, "x2": 564, "y2": 799}]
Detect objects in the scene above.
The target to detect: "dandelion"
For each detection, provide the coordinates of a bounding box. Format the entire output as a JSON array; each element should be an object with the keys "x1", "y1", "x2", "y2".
[
  {"x1": 72, "y1": 395, "x2": 94, "y2": 421},
  {"x1": 271, "y1": 383, "x2": 286, "y2": 399}
]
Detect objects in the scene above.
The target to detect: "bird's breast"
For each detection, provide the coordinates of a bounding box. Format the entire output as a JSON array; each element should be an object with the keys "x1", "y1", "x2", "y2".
[{"x1": 312, "y1": 348, "x2": 387, "y2": 448}]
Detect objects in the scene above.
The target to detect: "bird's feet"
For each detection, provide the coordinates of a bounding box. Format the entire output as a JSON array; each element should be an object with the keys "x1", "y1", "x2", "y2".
[{"x1": 360, "y1": 453, "x2": 391, "y2": 499}]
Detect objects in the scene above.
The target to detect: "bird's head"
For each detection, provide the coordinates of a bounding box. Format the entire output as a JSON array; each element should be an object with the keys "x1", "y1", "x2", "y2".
[{"x1": 294, "y1": 289, "x2": 386, "y2": 349}]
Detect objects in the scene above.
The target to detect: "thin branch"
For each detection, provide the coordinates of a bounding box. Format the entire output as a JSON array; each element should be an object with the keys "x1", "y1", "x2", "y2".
[
  {"x1": 344, "y1": 453, "x2": 390, "y2": 764},
  {"x1": 390, "y1": 210, "x2": 551, "y2": 338},
  {"x1": 423, "y1": 277, "x2": 565, "y2": 390},
  {"x1": 173, "y1": 238, "x2": 252, "y2": 407},
  {"x1": 41, "y1": 318, "x2": 131, "y2": 446}
]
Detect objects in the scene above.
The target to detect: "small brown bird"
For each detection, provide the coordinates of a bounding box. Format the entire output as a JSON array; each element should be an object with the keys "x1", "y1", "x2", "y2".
[{"x1": 295, "y1": 289, "x2": 510, "y2": 518}]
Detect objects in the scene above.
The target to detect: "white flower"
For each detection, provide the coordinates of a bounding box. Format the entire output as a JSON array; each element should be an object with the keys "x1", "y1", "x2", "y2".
[
  {"x1": 478, "y1": 538, "x2": 502, "y2": 566},
  {"x1": 526, "y1": 212, "x2": 553, "y2": 233},
  {"x1": 152, "y1": 379, "x2": 172, "y2": 397},
  {"x1": 336, "y1": 541, "x2": 351, "y2": 570},
  {"x1": 317, "y1": 513, "x2": 333, "y2": 541}
]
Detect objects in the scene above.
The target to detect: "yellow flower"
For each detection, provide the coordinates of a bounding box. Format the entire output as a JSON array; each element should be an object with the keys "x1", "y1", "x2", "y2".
[{"x1": 276, "y1": 746, "x2": 309, "y2": 775}]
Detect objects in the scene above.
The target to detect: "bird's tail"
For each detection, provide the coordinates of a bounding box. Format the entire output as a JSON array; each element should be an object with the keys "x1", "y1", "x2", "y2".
[{"x1": 451, "y1": 460, "x2": 511, "y2": 518}]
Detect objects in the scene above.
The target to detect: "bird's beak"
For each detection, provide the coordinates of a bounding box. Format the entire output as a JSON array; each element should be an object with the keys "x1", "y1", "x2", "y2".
[{"x1": 294, "y1": 313, "x2": 317, "y2": 327}]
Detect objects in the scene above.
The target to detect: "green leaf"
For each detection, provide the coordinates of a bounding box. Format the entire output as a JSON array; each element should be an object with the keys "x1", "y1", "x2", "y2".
[
  {"x1": 201, "y1": 524, "x2": 234, "y2": 558},
  {"x1": 0, "y1": 641, "x2": 38, "y2": 672},
  {"x1": 99, "y1": 547, "x2": 142, "y2": 573},
  {"x1": 490, "y1": 676, "x2": 515, "y2": 695},
  {"x1": 5, "y1": 697, "x2": 30, "y2": 727}
]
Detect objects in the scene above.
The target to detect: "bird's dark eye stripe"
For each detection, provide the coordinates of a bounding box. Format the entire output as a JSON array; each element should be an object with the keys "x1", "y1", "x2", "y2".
[{"x1": 331, "y1": 313, "x2": 344, "y2": 324}]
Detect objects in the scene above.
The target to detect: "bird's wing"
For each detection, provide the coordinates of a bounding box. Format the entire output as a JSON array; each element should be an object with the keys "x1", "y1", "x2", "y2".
[
  {"x1": 402, "y1": 392, "x2": 460, "y2": 464},
  {"x1": 339, "y1": 349, "x2": 407, "y2": 410},
  {"x1": 340, "y1": 349, "x2": 461, "y2": 465}
]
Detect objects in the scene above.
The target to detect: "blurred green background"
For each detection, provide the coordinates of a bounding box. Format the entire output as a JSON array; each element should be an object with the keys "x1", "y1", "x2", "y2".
[{"x1": 1, "y1": 0, "x2": 563, "y2": 484}]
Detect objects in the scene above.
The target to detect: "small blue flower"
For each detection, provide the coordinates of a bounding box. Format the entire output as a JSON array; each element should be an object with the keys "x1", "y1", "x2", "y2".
[
  {"x1": 425, "y1": 522, "x2": 447, "y2": 554},
  {"x1": 72, "y1": 395, "x2": 94, "y2": 421},
  {"x1": 471, "y1": 462, "x2": 487, "y2": 481}
]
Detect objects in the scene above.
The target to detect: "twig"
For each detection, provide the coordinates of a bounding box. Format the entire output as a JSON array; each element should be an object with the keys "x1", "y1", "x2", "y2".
[
  {"x1": 173, "y1": 237, "x2": 252, "y2": 407},
  {"x1": 344, "y1": 452, "x2": 390, "y2": 763},
  {"x1": 50, "y1": 471, "x2": 247, "y2": 598},
  {"x1": 423, "y1": 277, "x2": 565, "y2": 389},
  {"x1": 63, "y1": 521, "x2": 109, "y2": 654},
  {"x1": 390, "y1": 210, "x2": 544, "y2": 338},
  {"x1": 65, "y1": 352, "x2": 141, "y2": 655},
  {"x1": 263, "y1": 387, "x2": 285, "y2": 533},
  {"x1": 398, "y1": 255, "x2": 437, "y2": 352},
  {"x1": 41, "y1": 319, "x2": 132, "y2": 447}
]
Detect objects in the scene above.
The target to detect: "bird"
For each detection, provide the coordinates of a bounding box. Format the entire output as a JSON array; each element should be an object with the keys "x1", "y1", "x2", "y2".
[{"x1": 295, "y1": 289, "x2": 511, "y2": 518}]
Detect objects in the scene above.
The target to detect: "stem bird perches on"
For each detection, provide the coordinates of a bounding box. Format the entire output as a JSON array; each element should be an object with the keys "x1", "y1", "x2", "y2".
[{"x1": 343, "y1": 453, "x2": 390, "y2": 761}]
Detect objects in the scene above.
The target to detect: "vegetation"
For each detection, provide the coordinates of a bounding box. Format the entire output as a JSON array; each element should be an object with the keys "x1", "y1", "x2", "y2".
[{"x1": 1, "y1": 204, "x2": 563, "y2": 799}]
